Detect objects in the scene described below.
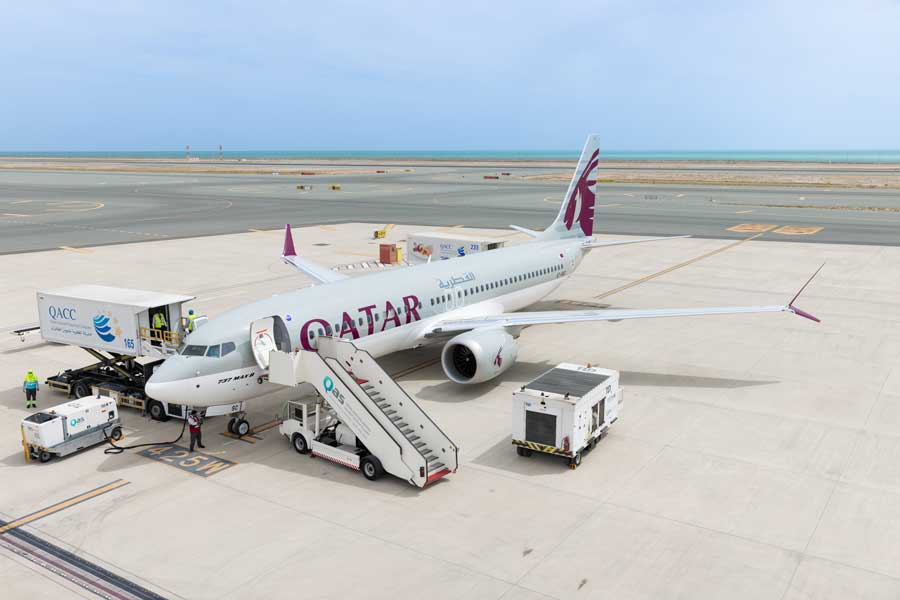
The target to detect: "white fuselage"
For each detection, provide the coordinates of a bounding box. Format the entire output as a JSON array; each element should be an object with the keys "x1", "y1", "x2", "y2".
[{"x1": 146, "y1": 237, "x2": 587, "y2": 408}]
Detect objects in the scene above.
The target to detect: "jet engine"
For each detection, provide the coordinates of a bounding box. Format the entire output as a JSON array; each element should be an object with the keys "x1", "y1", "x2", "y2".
[{"x1": 441, "y1": 329, "x2": 518, "y2": 384}]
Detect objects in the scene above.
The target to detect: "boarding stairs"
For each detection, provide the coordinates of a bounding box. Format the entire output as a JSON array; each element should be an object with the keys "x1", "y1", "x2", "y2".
[{"x1": 267, "y1": 337, "x2": 457, "y2": 487}]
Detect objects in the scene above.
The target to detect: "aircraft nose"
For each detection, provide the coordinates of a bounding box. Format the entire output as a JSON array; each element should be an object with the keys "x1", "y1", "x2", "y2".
[{"x1": 146, "y1": 357, "x2": 193, "y2": 404}]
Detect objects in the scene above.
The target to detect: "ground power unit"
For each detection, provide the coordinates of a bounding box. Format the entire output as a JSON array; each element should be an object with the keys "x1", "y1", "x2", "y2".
[
  {"x1": 21, "y1": 395, "x2": 123, "y2": 463},
  {"x1": 512, "y1": 363, "x2": 622, "y2": 468}
]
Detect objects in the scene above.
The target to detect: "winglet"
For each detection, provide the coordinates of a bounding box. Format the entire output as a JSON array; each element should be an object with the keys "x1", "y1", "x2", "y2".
[
  {"x1": 787, "y1": 263, "x2": 824, "y2": 323},
  {"x1": 283, "y1": 224, "x2": 297, "y2": 257}
]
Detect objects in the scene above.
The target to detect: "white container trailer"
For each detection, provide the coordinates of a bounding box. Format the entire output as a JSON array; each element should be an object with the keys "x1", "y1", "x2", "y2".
[
  {"x1": 38, "y1": 285, "x2": 194, "y2": 357},
  {"x1": 21, "y1": 395, "x2": 123, "y2": 463},
  {"x1": 406, "y1": 231, "x2": 505, "y2": 264},
  {"x1": 512, "y1": 363, "x2": 622, "y2": 468}
]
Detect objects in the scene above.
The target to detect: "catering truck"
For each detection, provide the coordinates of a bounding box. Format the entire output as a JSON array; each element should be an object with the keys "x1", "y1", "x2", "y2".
[
  {"x1": 406, "y1": 231, "x2": 505, "y2": 264},
  {"x1": 512, "y1": 363, "x2": 622, "y2": 468},
  {"x1": 37, "y1": 285, "x2": 213, "y2": 421},
  {"x1": 21, "y1": 395, "x2": 123, "y2": 462}
]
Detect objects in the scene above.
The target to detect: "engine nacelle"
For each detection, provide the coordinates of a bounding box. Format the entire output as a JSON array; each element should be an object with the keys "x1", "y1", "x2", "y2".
[{"x1": 441, "y1": 329, "x2": 518, "y2": 384}]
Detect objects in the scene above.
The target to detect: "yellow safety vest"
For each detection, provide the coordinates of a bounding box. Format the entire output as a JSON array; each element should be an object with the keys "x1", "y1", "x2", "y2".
[
  {"x1": 187, "y1": 314, "x2": 196, "y2": 332},
  {"x1": 153, "y1": 313, "x2": 167, "y2": 328}
]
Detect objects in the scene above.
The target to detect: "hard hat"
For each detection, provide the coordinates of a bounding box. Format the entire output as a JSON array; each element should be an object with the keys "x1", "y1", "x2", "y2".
[
  {"x1": 189, "y1": 309, "x2": 194, "y2": 315},
  {"x1": 27, "y1": 369, "x2": 33, "y2": 374}
]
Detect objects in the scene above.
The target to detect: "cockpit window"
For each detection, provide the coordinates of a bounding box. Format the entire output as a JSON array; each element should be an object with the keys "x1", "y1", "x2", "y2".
[
  {"x1": 206, "y1": 345, "x2": 221, "y2": 358},
  {"x1": 182, "y1": 345, "x2": 206, "y2": 356},
  {"x1": 221, "y1": 342, "x2": 236, "y2": 356}
]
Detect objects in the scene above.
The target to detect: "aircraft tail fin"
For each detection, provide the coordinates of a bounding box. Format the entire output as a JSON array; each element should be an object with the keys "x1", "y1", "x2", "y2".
[{"x1": 539, "y1": 134, "x2": 600, "y2": 240}]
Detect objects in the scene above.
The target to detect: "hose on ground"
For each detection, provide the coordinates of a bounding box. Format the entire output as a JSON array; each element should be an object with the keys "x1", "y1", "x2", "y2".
[{"x1": 103, "y1": 415, "x2": 188, "y2": 455}]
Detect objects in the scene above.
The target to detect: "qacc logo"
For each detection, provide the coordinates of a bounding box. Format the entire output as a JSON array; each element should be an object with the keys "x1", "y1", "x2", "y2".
[
  {"x1": 48, "y1": 306, "x2": 77, "y2": 320},
  {"x1": 93, "y1": 312, "x2": 119, "y2": 342}
]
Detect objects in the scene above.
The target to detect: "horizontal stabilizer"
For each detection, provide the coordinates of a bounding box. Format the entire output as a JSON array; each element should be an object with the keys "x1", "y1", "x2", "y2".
[
  {"x1": 583, "y1": 234, "x2": 691, "y2": 249},
  {"x1": 509, "y1": 225, "x2": 541, "y2": 238},
  {"x1": 281, "y1": 224, "x2": 348, "y2": 284}
]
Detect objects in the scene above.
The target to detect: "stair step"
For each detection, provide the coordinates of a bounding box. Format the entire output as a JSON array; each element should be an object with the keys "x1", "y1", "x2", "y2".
[
  {"x1": 428, "y1": 463, "x2": 446, "y2": 473},
  {"x1": 424, "y1": 454, "x2": 437, "y2": 462},
  {"x1": 407, "y1": 435, "x2": 420, "y2": 442},
  {"x1": 413, "y1": 441, "x2": 426, "y2": 449},
  {"x1": 384, "y1": 409, "x2": 397, "y2": 416},
  {"x1": 389, "y1": 415, "x2": 401, "y2": 422},
  {"x1": 400, "y1": 428, "x2": 413, "y2": 435},
  {"x1": 376, "y1": 401, "x2": 390, "y2": 409},
  {"x1": 361, "y1": 384, "x2": 374, "y2": 391}
]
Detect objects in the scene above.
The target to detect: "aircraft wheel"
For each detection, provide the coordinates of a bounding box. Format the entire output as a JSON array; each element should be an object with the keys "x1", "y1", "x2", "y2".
[
  {"x1": 39, "y1": 451, "x2": 52, "y2": 463},
  {"x1": 227, "y1": 418, "x2": 236, "y2": 434},
  {"x1": 361, "y1": 456, "x2": 384, "y2": 481},
  {"x1": 234, "y1": 419, "x2": 251, "y2": 437}
]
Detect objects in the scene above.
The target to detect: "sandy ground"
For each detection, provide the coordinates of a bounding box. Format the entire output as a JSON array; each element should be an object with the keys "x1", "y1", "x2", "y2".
[{"x1": 2, "y1": 157, "x2": 900, "y2": 187}]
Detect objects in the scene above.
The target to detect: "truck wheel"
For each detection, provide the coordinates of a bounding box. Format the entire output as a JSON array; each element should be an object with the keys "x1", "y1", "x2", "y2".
[
  {"x1": 569, "y1": 452, "x2": 582, "y2": 469},
  {"x1": 73, "y1": 381, "x2": 91, "y2": 398},
  {"x1": 148, "y1": 401, "x2": 167, "y2": 421},
  {"x1": 292, "y1": 433, "x2": 309, "y2": 454},
  {"x1": 361, "y1": 456, "x2": 384, "y2": 481},
  {"x1": 516, "y1": 446, "x2": 532, "y2": 457},
  {"x1": 39, "y1": 451, "x2": 52, "y2": 463},
  {"x1": 109, "y1": 426, "x2": 124, "y2": 441},
  {"x1": 234, "y1": 419, "x2": 250, "y2": 437}
]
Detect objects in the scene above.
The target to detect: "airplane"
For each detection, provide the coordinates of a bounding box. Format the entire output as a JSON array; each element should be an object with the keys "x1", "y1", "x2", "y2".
[{"x1": 146, "y1": 134, "x2": 821, "y2": 432}]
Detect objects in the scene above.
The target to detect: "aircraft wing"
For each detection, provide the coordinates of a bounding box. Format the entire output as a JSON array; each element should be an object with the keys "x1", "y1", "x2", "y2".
[
  {"x1": 281, "y1": 224, "x2": 348, "y2": 284},
  {"x1": 427, "y1": 265, "x2": 823, "y2": 335}
]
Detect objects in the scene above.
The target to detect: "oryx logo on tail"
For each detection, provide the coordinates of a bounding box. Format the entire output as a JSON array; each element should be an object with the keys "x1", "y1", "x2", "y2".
[
  {"x1": 537, "y1": 134, "x2": 601, "y2": 240},
  {"x1": 563, "y1": 148, "x2": 598, "y2": 236}
]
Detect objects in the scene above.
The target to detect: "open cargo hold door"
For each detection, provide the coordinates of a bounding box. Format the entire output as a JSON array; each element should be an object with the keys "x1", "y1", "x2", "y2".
[{"x1": 250, "y1": 316, "x2": 292, "y2": 370}]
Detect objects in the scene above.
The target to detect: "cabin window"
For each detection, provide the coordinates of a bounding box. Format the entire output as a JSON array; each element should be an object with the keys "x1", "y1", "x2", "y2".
[
  {"x1": 221, "y1": 342, "x2": 236, "y2": 356},
  {"x1": 317, "y1": 328, "x2": 324, "y2": 336},
  {"x1": 464, "y1": 289, "x2": 468, "y2": 296},
  {"x1": 358, "y1": 317, "x2": 363, "y2": 326},
  {"x1": 375, "y1": 313, "x2": 380, "y2": 322},
  {"x1": 308, "y1": 331, "x2": 314, "y2": 340}
]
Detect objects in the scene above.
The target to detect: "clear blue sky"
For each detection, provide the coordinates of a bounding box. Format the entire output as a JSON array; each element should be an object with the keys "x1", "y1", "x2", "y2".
[{"x1": 3, "y1": 1, "x2": 899, "y2": 151}]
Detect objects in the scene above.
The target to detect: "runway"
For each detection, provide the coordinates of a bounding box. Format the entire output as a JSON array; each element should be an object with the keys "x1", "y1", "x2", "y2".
[{"x1": 0, "y1": 167, "x2": 898, "y2": 254}]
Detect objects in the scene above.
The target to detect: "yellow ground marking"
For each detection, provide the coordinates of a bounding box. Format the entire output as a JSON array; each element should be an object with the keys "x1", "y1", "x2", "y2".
[
  {"x1": 11, "y1": 199, "x2": 32, "y2": 204},
  {"x1": 318, "y1": 225, "x2": 337, "y2": 231},
  {"x1": 2, "y1": 213, "x2": 27, "y2": 217},
  {"x1": 773, "y1": 225, "x2": 823, "y2": 235},
  {"x1": 594, "y1": 232, "x2": 765, "y2": 300},
  {"x1": 727, "y1": 223, "x2": 778, "y2": 233},
  {"x1": 596, "y1": 203, "x2": 623, "y2": 208},
  {"x1": 735, "y1": 209, "x2": 754, "y2": 214},
  {"x1": 0, "y1": 479, "x2": 130, "y2": 534},
  {"x1": 437, "y1": 224, "x2": 465, "y2": 232},
  {"x1": 59, "y1": 246, "x2": 93, "y2": 254},
  {"x1": 248, "y1": 228, "x2": 279, "y2": 234},
  {"x1": 543, "y1": 196, "x2": 562, "y2": 204}
]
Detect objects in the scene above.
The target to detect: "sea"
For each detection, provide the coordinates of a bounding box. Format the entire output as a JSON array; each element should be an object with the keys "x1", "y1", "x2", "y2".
[{"x1": 3, "y1": 150, "x2": 900, "y2": 163}]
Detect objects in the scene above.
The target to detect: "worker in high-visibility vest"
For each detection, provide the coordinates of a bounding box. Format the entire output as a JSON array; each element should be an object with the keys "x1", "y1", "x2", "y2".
[
  {"x1": 186, "y1": 309, "x2": 197, "y2": 333},
  {"x1": 23, "y1": 370, "x2": 39, "y2": 408},
  {"x1": 151, "y1": 311, "x2": 168, "y2": 346}
]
